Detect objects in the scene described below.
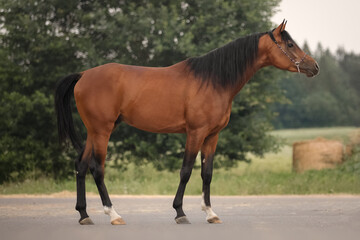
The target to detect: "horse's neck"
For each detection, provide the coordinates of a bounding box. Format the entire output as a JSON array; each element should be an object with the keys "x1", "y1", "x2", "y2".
[
  {"x1": 230, "y1": 62, "x2": 262, "y2": 98},
  {"x1": 230, "y1": 45, "x2": 269, "y2": 98}
]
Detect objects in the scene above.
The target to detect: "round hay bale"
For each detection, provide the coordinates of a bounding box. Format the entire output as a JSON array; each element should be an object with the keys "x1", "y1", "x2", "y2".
[{"x1": 293, "y1": 137, "x2": 344, "y2": 173}]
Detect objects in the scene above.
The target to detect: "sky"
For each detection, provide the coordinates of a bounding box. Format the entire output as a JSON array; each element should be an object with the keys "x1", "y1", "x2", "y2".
[{"x1": 272, "y1": 0, "x2": 360, "y2": 54}]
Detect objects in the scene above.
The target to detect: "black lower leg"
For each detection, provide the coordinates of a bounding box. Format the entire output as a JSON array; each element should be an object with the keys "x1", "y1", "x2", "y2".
[
  {"x1": 95, "y1": 181, "x2": 112, "y2": 207},
  {"x1": 76, "y1": 174, "x2": 89, "y2": 220},
  {"x1": 201, "y1": 153, "x2": 214, "y2": 207},
  {"x1": 173, "y1": 151, "x2": 197, "y2": 219},
  {"x1": 75, "y1": 151, "x2": 89, "y2": 221},
  {"x1": 89, "y1": 154, "x2": 112, "y2": 208},
  {"x1": 173, "y1": 182, "x2": 187, "y2": 218}
]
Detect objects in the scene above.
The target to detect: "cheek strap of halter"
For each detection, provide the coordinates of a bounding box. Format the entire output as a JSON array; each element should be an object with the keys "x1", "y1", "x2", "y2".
[{"x1": 267, "y1": 31, "x2": 307, "y2": 73}]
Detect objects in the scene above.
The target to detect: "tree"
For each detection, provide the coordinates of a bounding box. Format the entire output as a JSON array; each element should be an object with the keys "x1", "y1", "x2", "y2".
[
  {"x1": 338, "y1": 49, "x2": 360, "y2": 96},
  {"x1": 0, "y1": 0, "x2": 282, "y2": 182},
  {"x1": 0, "y1": 0, "x2": 83, "y2": 182}
]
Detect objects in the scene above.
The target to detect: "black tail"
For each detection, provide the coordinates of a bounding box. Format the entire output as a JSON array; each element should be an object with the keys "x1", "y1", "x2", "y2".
[{"x1": 55, "y1": 73, "x2": 83, "y2": 153}]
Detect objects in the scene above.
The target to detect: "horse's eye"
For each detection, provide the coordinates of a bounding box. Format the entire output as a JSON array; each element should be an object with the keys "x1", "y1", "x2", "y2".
[{"x1": 287, "y1": 43, "x2": 294, "y2": 48}]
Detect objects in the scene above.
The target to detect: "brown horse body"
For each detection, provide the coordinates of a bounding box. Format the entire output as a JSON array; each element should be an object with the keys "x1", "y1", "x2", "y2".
[
  {"x1": 76, "y1": 61, "x2": 239, "y2": 135},
  {"x1": 55, "y1": 21, "x2": 319, "y2": 225}
]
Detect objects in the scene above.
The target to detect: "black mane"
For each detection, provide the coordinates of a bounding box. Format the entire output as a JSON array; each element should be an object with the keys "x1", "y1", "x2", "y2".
[{"x1": 186, "y1": 32, "x2": 266, "y2": 88}]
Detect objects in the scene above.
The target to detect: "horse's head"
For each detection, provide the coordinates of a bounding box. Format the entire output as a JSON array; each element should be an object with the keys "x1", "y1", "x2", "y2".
[{"x1": 263, "y1": 20, "x2": 319, "y2": 77}]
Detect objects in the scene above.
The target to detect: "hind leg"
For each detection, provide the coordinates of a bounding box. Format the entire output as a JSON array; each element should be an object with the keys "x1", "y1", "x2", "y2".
[
  {"x1": 75, "y1": 148, "x2": 93, "y2": 225},
  {"x1": 74, "y1": 75, "x2": 124, "y2": 224},
  {"x1": 88, "y1": 131, "x2": 125, "y2": 225}
]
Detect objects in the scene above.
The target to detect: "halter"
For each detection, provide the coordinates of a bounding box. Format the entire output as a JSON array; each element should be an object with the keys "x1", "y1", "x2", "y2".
[{"x1": 267, "y1": 31, "x2": 307, "y2": 73}]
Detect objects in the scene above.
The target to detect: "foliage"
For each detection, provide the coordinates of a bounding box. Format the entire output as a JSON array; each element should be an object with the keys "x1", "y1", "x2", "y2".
[
  {"x1": 273, "y1": 43, "x2": 360, "y2": 128},
  {"x1": 0, "y1": 0, "x2": 282, "y2": 182}
]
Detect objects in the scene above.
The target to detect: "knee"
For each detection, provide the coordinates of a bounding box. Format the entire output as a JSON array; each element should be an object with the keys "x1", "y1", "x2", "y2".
[
  {"x1": 201, "y1": 165, "x2": 213, "y2": 185},
  {"x1": 180, "y1": 167, "x2": 192, "y2": 184},
  {"x1": 202, "y1": 172, "x2": 212, "y2": 185}
]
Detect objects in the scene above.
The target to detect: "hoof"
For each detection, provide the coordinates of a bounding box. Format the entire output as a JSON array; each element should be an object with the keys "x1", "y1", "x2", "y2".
[
  {"x1": 207, "y1": 216, "x2": 222, "y2": 224},
  {"x1": 111, "y1": 218, "x2": 126, "y2": 225},
  {"x1": 79, "y1": 217, "x2": 94, "y2": 225},
  {"x1": 175, "y1": 216, "x2": 191, "y2": 224}
]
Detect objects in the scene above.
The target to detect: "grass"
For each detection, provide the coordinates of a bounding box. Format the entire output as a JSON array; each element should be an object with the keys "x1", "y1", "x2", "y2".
[
  {"x1": 1, "y1": 127, "x2": 360, "y2": 195},
  {"x1": 271, "y1": 127, "x2": 356, "y2": 145}
]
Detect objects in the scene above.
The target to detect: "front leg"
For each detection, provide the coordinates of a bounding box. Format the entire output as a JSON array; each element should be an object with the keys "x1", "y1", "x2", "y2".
[
  {"x1": 173, "y1": 132, "x2": 205, "y2": 224},
  {"x1": 201, "y1": 133, "x2": 222, "y2": 223}
]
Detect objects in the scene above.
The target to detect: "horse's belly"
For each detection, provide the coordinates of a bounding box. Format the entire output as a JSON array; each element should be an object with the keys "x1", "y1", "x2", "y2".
[{"x1": 121, "y1": 101, "x2": 186, "y2": 134}]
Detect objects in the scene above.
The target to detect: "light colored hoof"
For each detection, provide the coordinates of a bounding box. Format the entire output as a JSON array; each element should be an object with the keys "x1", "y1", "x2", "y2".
[
  {"x1": 175, "y1": 216, "x2": 191, "y2": 224},
  {"x1": 207, "y1": 216, "x2": 222, "y2": 224},
  {"x1": 79, "y1": 217, "x2": 94, "y2": 225},
  {"x1": 111, "y1": 218, "x2": 126, "y2": 225}
]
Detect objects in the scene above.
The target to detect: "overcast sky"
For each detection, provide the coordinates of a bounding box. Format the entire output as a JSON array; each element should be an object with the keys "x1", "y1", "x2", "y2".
[{"x1": 272, "y1": 0, "x2": 360, "y2": 54}]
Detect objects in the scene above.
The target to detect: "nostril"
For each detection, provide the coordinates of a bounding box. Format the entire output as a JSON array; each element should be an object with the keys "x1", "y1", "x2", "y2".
[{"x1": 314, "y1": 62, "x2": 319, "y2": 71}]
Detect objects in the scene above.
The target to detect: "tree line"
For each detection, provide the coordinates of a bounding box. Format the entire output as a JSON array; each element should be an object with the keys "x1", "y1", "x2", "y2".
[{"x1": 273, "y1": 43, "x2": 360, "y2": 128}]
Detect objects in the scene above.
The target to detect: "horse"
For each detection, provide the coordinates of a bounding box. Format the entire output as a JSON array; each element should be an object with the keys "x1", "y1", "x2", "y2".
[{"x1": 55, "y1": 21, "x2": 319, "y2": 225}]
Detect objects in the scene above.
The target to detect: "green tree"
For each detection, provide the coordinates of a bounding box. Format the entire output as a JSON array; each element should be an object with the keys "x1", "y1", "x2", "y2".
[
  {"x1": 0, "y1": 0, "x2": 282, "y2": 182},
  {"x1": 0, "y1": 0, "x2": 82, "y2": 182}
]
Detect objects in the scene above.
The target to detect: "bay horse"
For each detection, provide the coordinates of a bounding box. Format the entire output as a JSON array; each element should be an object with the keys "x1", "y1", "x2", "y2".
[{"x1": 55, "y1": 21, "x2": 319, "y2": 225}]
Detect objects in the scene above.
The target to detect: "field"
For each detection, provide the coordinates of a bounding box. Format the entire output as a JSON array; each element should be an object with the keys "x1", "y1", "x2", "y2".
[{"x1": 1, "y1": 127, "x2": 359, "y2": 195}]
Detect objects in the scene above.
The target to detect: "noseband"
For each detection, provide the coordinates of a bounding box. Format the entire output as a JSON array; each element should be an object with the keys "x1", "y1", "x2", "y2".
[{"x1": 267, "y1": 31, "x2": 307, "y2": 73}]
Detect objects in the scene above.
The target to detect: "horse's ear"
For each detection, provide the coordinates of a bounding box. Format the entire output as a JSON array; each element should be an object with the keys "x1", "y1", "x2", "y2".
[
  {"x1": 282, "y1": 20, "x2": 287, "y2": 32},
  {"x1": 273, "y1": 19, "x2": 287, "y2": 37}
]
